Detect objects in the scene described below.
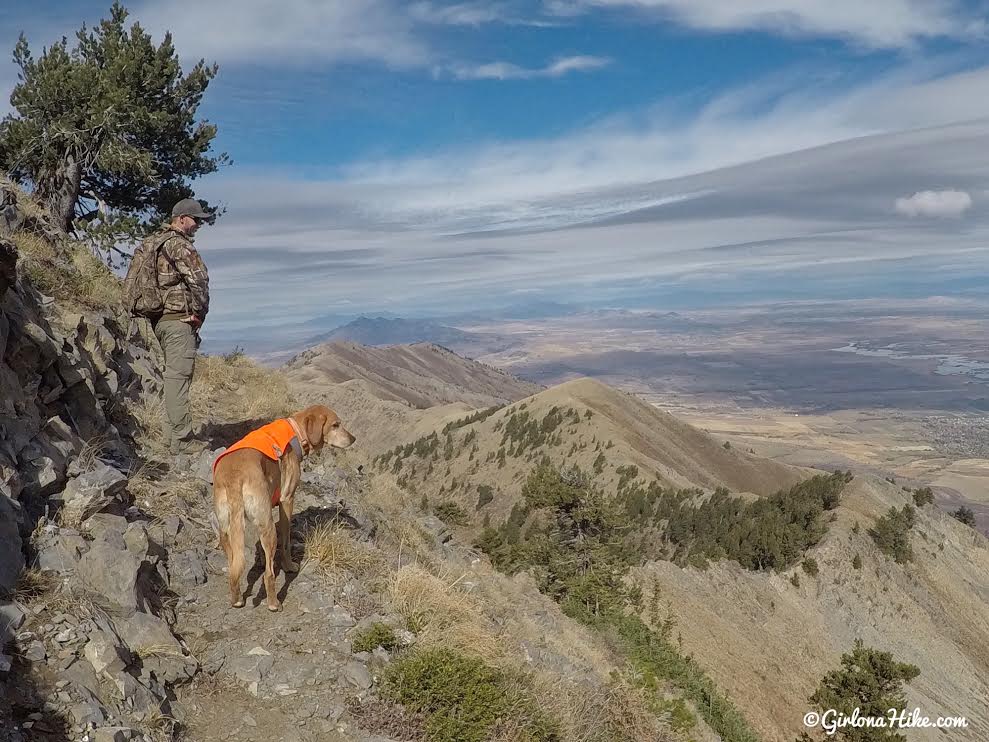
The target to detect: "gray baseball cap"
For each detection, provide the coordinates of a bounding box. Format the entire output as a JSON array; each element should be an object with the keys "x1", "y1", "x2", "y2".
[{"x1": 171, "y1": 198, "x2": 212, "y2": 220}]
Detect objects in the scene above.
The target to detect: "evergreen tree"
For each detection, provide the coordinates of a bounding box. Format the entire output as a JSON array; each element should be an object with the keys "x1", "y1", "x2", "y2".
[
  {"x1": 952, "y1": 506, "x2": 976, "y2": 528},
  {"x1": 0, "y1": 2, "x2": 228, "y2": 255},
  {"x1": 804, "y1": 640, "x2": 920, "y2": 742}
]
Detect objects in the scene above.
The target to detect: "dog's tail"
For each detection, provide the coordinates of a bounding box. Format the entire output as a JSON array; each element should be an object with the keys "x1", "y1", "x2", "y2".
[
  {"x1": 214, "y1": 484, "x2": 232, "y2": 536},
  {"x1": 214, "y1": 477, "x2": 248, "y2": 606}
]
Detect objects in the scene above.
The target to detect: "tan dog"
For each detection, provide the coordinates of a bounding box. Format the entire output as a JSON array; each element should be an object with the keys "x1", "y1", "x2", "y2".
[{"x1": 212, "y1": 405, "x2": 356, "y2": 611}]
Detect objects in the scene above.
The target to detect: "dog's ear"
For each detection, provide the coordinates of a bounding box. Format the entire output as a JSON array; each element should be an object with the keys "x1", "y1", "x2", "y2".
[{"x1": 303, "y1": 406, "x2": 328, "y2": 449}]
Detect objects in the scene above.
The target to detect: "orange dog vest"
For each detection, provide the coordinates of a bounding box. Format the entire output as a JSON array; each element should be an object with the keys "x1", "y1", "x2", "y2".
[{"x1": 212, "y1": 419, "x2": 302, "y2": 506}]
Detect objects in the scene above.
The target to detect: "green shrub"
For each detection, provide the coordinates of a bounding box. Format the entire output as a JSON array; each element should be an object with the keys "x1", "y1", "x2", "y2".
[
  {"x1": 911, "y1": 487, "x2": 935, "y2": 507},
  {"x1": 434, "y1": 501, "x2": 468, "y2": 526},
  {"x1": 475, "y1": 484, "x2": 494, "y2": 510},
  {"x1": 790, "y1": 573, "x2": 800, "y2": 588},
  {"x1": 442, "y1": 406, "x2": 503, "y2": 434},
  {"x1": 353, "y1": 623, "x2": 398, "y2": 653},
  {"x1": 383, "y1": 648, "x2": 558, "y2": 742},
  {"x1": 852, "y1": 553, "x2": 862, "y2": 570},
  {"x1": 593, "y1": 452, "x2": 607, "y2": 474},
  {"x1": 801, "y1": 558, "x2": 819, "y2": 577},
  {"x1": 869, "y1": 505, "x2": 916, "y2": 563},
  {"x1": 622, "y1": 471, "x2": 852, "y2": 571},
  {"x1": 805, "y1": 640, "x2": 919, "y2": 742},
  {"x1": 953, "y1": 506, "x2": 976, "y2": 527},
  {"x1": 476, "y1": 464, "x2": 759, "y2": 742},
  {"x1": 606, "y1": 614, "x2": 759, "y2": 742},
  {"x1": 615, "y1": 464, "x2": 639, "y2": 490}
]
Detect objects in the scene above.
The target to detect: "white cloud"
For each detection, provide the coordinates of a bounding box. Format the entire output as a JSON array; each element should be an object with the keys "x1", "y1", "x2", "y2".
[
  {"x1": 189, "y1": 63, "x2": 989, "y2": 340},
  {"x1": 317, "y1": 64, "x2": 989, "y2": 229},
  {"x1": 449, "y1": 55, "x2": 611, "y2": 80},
  {"x1": 548, "y1": 0, "x2": 984, "y2": 47},
  {"x1": 410, "y1": 1, "x2": 511, "y2": 25},
  {"x1": 133, "y1": 0, "x2": 431, "y2": 68},
  {"x1": 132, "y1": 0, "x2": 558, "y2": 70},
  {"x1": 895, "y1": 189, "x2": 973, "y2": 218},
  {"x1": 409, "y1": 1, "x2": 557, "y2": 27}
]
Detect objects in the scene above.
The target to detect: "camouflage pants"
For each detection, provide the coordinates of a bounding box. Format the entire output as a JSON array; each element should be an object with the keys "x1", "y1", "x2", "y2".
[{"x1": 154, "y1": 319, "x2": 198, "y2": 452}]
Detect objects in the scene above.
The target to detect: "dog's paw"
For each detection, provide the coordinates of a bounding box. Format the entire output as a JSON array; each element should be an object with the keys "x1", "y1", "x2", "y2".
[
  {"x1": 267, "y1": 601, "x2": 282, "y2": 612},
  {"x1": 282, "y1": 559, "x2": 300, "y2": 573},
  {"x1": 232, "y1": 598, "x2": 245, "y2": 608}
]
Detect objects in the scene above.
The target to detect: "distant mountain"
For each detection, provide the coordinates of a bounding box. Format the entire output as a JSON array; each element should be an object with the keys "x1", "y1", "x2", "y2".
[
  {"x1": 282, "y1": 341, "x2": 542, "y2": 451},
  {"x1": 438, "y1": 299, "x2": 580, "y2": 323},
  {"x1": 307, "y1": 316, "x2": 480, "y2": 347}
]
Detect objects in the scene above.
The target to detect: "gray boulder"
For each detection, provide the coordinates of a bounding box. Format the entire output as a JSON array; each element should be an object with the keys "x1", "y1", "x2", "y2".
[
  {"x1": 167, "y1": 550, "x2": 207, "y2": 591},
  {"x1": 55, "y1": 463, "x2": 127, "y2": 525},
  {"x1": 75, "y1": 541, "x2": 143, "y2": 611},
  {"x1": 0, "y1": 601, "x2": 26, "y2": 636},
  {"x1": 342, "y1": 661, "x2": 373, "y2": 689},
  {"x1": 84, "y1": 629, "x2": 130, "y2": 676},
  {"x1": 228, "y1": 646, "x2": 274, "y2": 692},
  {"x1": 114, "y1": 612, "x2": 197, "y2": 684},
  {"x1": 196, "y1": 448, "x2": 224, "y2": 484},
  {"x1": 123, "y1": 522, "x2": 151, "y2": 557},
  {"x1": 82, "y1": 513, "x2": 128, "y2": 540},
  {"x1": 35, "y1": 529, "x2": 88, "y2": 573}
]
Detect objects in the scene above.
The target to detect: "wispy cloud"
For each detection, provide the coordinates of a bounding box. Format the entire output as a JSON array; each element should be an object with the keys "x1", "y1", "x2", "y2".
[
  {"x1": 312, "y1": 64, "x2": 989, "y2": 231},
  {"x1": 409, "y1": 1, "x2": 559, "y2": 27},
  {"x1": 192, "y1": 64, "x2": 989, "y2": 341},
  {"x1": 133, "y1": 0, "x2": 560, "y2": 70},
  {"x1": 448, "y1": 55, "x2": 611, "y2": 80},
  {"x1": 133, "y1": 0, "x2": 432, "y2": 68},
  {"x1": 895, "y1": 189, "x2": 973, "y2": 218},
  {"x1": 547, "y1": 0, "x2": 985, "y2": 47}
]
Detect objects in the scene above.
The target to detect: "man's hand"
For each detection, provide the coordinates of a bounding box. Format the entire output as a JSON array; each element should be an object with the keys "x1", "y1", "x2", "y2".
[{"x1": 184, "y1": 314, "x2": 202, "y2": 328}]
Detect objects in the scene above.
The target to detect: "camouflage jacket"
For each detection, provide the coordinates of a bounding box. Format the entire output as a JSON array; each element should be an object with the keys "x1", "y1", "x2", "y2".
[{"x1": 154, "y1": 228, "x2": 210, "y2": 320}]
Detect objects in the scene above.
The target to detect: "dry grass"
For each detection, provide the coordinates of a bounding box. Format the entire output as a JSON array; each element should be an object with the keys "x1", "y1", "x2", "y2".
[
  {"x1": 3, "y1": 178, "x2": 121, "y2": 310},
  {"x1": 386, "y1": 565, "x2": 505, "y2": 664},
  {"x1": 301, "y1": 521, "x2": 386, "y2": 582},
  {"x1": 75, "y1": 435, "x2": 112, "y2": 472},
  {"x1": 521, "y1": 674, "x2": 675, "y2": 742},
  {"x1": 16, "y1": 573, "x2": 106, "y2": 621},
  {"x1": 143, "y1": 706, "x2": 177, "y2": 742},
  {"x1": 136, "y1": 643, "x2": 188, "y2": 661},
  {"x1": 335, "y1": 582, "x2": 385, "y2": 621},
  {"x1": 128, "y1": 393, "x2": 167, "y2": 448},
  {"x1": 346, "y1": 696, "x2": 427, "y2": 741},
  {"x1": 191, "y1": 352, "x2": 295, "y2": 423},
  {"x1": 11, "y1": 229, "x2": 121, "y2": 310},
  {"x1": 126, "y1": 351, "x2": 295, "y2": 451},
  {"x1": 12, "y1": 568, "x2": 60, "y2": 604},
  {"x1": 178, "y1": 666, "x2": 237, "y2": 703},
  {"x1": 128, "y1": 467, "x2": 209, "y2": 527},
  {"x1": 378, "y1": 517, "x2": 437, "y2": 568}
]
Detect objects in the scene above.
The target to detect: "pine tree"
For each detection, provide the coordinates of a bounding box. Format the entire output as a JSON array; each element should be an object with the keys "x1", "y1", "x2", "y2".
[
  {"x1": 0, "y1": 2, "x2": 228, "y2": 255},
  {"x1": 805, "y1": 640, "x2": 920, "y2": 742}
]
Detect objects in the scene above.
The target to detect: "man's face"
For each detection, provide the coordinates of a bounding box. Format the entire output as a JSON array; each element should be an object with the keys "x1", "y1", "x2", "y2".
[{"x1": 180, "y1": 215, "x2": 203, "y2": 237}]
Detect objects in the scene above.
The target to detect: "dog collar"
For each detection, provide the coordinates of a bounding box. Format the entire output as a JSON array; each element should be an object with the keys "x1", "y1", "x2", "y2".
[{"x1": 287, "y1": 417, "x2": 311, "y2": 455}]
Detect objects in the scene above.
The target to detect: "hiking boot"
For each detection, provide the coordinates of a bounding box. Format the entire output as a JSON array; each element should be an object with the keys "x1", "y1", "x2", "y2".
[{"x1": 170, "y1": 438, "x2": 207, "y2": 456}]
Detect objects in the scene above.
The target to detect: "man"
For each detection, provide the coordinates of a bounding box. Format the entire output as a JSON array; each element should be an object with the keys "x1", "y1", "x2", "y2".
[{"x1": 154, "y1": 198, "x2": 211, "y2": 455}]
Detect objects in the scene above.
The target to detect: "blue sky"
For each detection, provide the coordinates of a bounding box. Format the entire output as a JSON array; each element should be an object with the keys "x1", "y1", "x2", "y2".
[{"x1": 3, "y1": 1, "x2": 989, "y2": 350}]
